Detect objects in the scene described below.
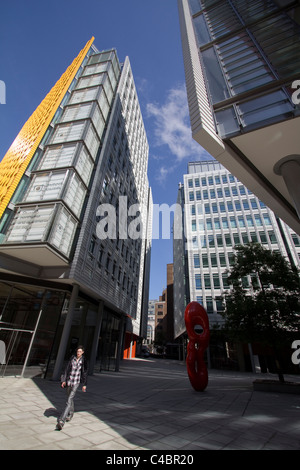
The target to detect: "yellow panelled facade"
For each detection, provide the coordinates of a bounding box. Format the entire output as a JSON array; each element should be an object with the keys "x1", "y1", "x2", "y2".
[{"x1": 0, "y1": 37, "x2": 94, "y2": 219}]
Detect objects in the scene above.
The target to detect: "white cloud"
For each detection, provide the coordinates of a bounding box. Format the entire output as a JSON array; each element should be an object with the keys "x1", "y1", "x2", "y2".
[{"x1": 146, "y1": 84, "x2": 208, "y2": 162}]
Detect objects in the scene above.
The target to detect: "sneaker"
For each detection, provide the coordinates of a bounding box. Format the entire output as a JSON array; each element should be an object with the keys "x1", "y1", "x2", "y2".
[
  {"x1": 56, "y1": 420, "x2": 64, "y2": 431},
  {"x1": 66, "y1": 414, "x2": 73, "y2": 422}
]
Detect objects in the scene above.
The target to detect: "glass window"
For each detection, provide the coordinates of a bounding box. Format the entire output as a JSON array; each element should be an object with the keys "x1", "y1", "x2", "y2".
[
  {"x1": 251, "y1": 199, "x2": 258, "y2": 209},
  {"x1": 230, "y1": 217, "x2": 236, "y2": 228},
  {"x1": 213, "y1": 274, "x2": 220, "y2": 288},
  {"x1": 195, "y1": 274, "x2": 202, "y2": 289},
  {"x1": 202, "y1": 47, "x2": 230, "y2": 104},
  {"x1": 202, "y1": 254, "x2": 209, "y2": 267},
  {"x1": 216, "y1": 297, "x2": 224, "y2": 312},
  {"x1": 219, "y1": 202, "x2": 226, "y2": 212},
  {"x1": 216, "y1": 106, "x2": 240, "y2": 137},
  {"x1": 292, "y1": 234, "x2": 300, "y2": 246},
  {"x1": 222, "y1": 217, "x2": 228, "y2": 228},
  {"x1": 208, "y1": 234, "x2": 215, "y2": 247},
  {"x1": 188, "y1": 0, "x2": 202, "y2": 15},
  {"x1": 193, "y1": 14, "x2": 211, "y2": 46},
  {"x1": 194, "y1": 254, "x2": 200, "y2": 268},
  {"x1": 217, "y1": 234, "x2": 223, "y2": 246},
  {"x1": 259, "y1": 232, "x2": 268, "y2": 244},
  {"x1": 234, "y1": 201, "x2": 241, "y2": 211},
  {"x1": 228, "y1": 253, "x2": 235, "y2": 266},
  {"x1": 214, "y1": 218, "x2": 220, "y2": 229},
  {"x1": 206, "y1": 297, "x2": 213, "y2": 314},
  {"x1": 233, "y1": 233, "x2": 240, "y2": 245},
  {"x1": 238, "y1": 90, "x2": 293, "y2": 127},
  {"x1": 204, "y1": 2, "x2": 241, "y2": 40},
  {"x1": 238, "y1": 216, "x2": 245, "y2": 227},
  {"x1": 242, "y1": 233, "x2": 249, "y2": 244},
  {"x1": 219, "y1": 253, "x2": 226, "y2": 266},
  {"x1": 200, "y1": 235, "x2": 207, "y2": 247},
  {"x1": 268, "y1": 231, "x2": 277, "y2": 243},
  {"x1": 212, "y1": 203, "x2": 218, "y2": 213},
  {"x1": 255, "y1": 215, "x2": 262, "y2": 226},
  {"x1": 222, "y1": 273, "x2": 230, "y2": 289},
  {"x1": 246, "y1": 215, "x2": 254, "y2": 227},
  {"x1": 225, "y1": 234, "x2": 232, "y2": 246},
  {"x1": 250, "y1": 232, "x2": 258, "y2": 243},
  {"x1": 204, "y1": 274, "x2": 211, "y2": 288},
  {"x1": 198, "y1": 220, "x2": 205, "y2": 231},
  {"x1": 211, "y1": 253, "x2": 217, "y2": 266}
]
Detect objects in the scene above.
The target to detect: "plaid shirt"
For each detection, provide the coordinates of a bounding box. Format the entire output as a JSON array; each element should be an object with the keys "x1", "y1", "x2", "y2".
[{"x1": 67, "y1": 356, "x2": 83, "y2": 387}]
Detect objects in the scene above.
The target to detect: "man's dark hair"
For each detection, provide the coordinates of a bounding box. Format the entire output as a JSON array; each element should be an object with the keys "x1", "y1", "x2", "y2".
[{"x1": 76, "y1": 345, "x2": 85, "y2": 353}]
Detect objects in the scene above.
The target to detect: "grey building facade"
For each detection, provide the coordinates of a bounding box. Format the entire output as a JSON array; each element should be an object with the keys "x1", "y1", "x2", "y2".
[{"x1": 0, "y1": 39, "x2": 152, "y2": 378}]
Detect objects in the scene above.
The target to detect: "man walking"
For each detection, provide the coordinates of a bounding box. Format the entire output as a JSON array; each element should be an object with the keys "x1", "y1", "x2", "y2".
[{"x1": 56, "y1": 346, "x2": 88, "y2": 430}]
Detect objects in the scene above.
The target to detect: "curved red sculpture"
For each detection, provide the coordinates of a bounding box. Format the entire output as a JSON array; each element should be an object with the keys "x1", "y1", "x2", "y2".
[{"x1": 184, "y1": 301, "x2": 210, "y2": 391}]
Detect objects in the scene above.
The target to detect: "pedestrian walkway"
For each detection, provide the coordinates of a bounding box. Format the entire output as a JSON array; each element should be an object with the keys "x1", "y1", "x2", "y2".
[{"x1": 0, "y1": 358, "x2": 300, "y2": 450}]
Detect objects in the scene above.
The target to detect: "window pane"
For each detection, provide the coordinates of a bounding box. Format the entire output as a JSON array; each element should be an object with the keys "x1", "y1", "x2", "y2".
[{"x1": 202, "y1": 47, "x2": 230, "y2": 104}]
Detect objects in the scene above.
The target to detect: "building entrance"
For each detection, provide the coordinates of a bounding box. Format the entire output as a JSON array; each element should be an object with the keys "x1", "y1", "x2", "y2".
[{"x1": 0, "y1": 281, "x2": 66, "y2": 377}]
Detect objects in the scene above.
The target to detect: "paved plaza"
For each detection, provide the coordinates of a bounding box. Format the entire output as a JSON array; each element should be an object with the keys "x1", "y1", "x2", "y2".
[{"x1": 0, "y1": 358, "x2": 300, "y2": 450}]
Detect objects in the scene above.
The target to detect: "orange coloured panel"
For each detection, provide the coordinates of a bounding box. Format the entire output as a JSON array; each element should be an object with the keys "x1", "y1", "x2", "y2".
[{"x1": 0, "y1": 37, "x2": 94, "y2": 219}]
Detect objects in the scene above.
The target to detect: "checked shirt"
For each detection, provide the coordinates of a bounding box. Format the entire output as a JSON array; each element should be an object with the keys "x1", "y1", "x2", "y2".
[{"x1": 67, "y1": 356, "x2": 83, "y2": 387}]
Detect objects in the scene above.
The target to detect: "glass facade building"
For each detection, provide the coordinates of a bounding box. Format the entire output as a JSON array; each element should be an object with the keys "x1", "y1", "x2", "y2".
[
  {"x1": 173, "y1": 161, "x2": 300, "y2": 338},
  {"x1": 178, "y1": 0, "x2": 300, "y2": 235},
  {"x1": 0, "y1": 39, "x2": 152, "y2": 378}
]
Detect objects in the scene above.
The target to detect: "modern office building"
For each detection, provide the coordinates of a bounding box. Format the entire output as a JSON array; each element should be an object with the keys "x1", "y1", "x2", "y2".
[
  {"x1": 173, "y1": 160, "x2": 300, "y2": 340},
  {"x1": 0, "y1": 38, "x2": 152, "y2": 378},
  {"x1": 146, "y1": 300, "x2": 156, "y2": 345},
  {"x1": 178, "y1": 0, "x2": 300, "y2": 235}
]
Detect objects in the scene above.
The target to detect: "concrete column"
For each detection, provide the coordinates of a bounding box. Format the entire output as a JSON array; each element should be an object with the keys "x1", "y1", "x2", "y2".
[
  {"x1": 115, "y1": 315, "x2": 125, "y2": 372},
  {"x1": 52, "y1": 284, "x2": 79, "y2": 381},
  {"x1": 88, "y1": 300, "x2": 104, "y2": 374},
  {"x1": 274, "y1": 155, "x2": 300, "y2": 219}
]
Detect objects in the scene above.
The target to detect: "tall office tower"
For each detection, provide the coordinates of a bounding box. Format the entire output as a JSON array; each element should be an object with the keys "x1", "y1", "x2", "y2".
[
  {"x1": 173, "y1": 161, "x2": 300, "y2": 340},
  {"x1": 0, "y1": 38, "x2": 152, "y2": 378},
  {"x1": 178, "y1": 0, "x2": 300, "y2": 234}
]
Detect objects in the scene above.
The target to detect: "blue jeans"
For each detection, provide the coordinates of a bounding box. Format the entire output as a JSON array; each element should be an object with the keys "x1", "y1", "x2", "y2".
[{"x1": 60, "y1": 384, "x2": 79, "y2": 422}]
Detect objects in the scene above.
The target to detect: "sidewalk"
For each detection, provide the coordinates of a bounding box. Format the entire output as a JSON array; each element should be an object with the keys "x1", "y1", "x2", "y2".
[{"x1": 0, "y1": 357, "x2": 300, "y2": 450}]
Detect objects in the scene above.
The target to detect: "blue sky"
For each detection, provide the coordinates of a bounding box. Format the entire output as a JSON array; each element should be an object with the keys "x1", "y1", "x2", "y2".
[{"x1": 0, "y1": 0, "x2": 211, "y2": 300}]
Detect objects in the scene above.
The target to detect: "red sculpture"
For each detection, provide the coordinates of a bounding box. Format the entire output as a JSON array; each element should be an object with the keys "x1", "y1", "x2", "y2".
[{"x1": 184, "y1": 301, "x2": 210, "y2": 391}]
